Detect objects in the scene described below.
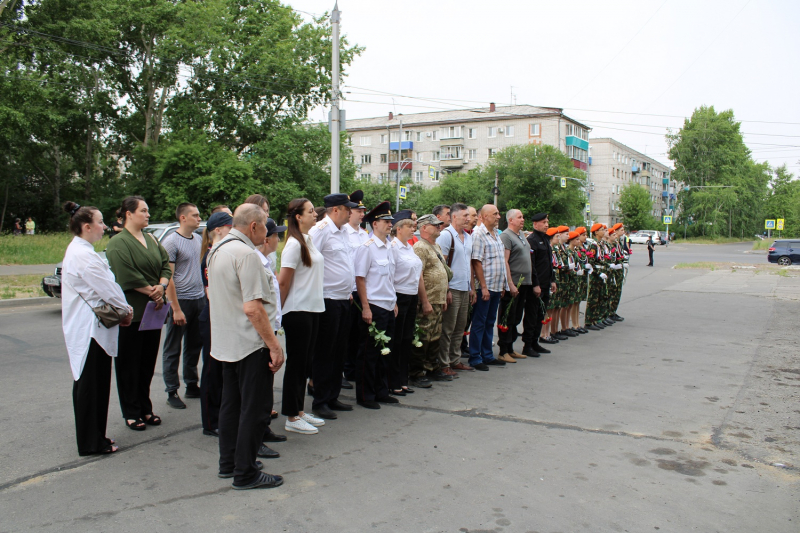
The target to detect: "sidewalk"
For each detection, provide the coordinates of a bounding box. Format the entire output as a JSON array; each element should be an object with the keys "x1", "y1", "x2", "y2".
[{"x1": 0, "y1": 264, "x2": 57, "y2": 276}]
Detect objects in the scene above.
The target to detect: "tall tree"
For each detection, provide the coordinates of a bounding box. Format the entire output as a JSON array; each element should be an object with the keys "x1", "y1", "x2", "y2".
[
  {"x1": 618, "y1": 183, "x2": 655, "y2": 230},
  {"x1": 765, "y1": 165, "x2": 800, "y2": 237}
]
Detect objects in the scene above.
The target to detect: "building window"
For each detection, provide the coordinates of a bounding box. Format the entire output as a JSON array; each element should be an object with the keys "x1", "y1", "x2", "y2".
[
  {"x1": 416, "y1": 132, "x2": 423, "y2": 142},
  {"x1": 431, "y1": 130, "x2": 439, "y2": 141},
  {"x1": 488, "y1": 148, "x2": 498, "y2": 158},
  {"x1": 404, "y1": 130, "x2": 413, "y2": 141},
  {"x1": 467, "y1": 149, "x2": 477, "y2": 160},
  {"x1": 380, "y1": 153, "x2": 388, "y2": 164},
  {"x1": 431, "y1": 170, "x2": 440, "y2": 182},
  {"x1": 431, "y1": 151, "x2": 440, "y2": 161},
  {"x1": 379, "y1": 172, "x2": 387, "y2": 181},
  {"x1": 390, "y1": 131, "x2": 399, "y2": 142},
  {"x1": 529, "y1": 124, "x2": 540, "y2": 136},
  {"x1": 440, "y1": 145, "x2": 463, "y2": 160},
  {"x1": 416, "y1": 152, "x2": 424, "y2": 162},
  {"x1": 348, "y1": 136, "x2": 352, "y2": 146},
  {"x1": 505, "y1": 125, "x2": 515, "y2": 137},
  {"x1": 360, "y1": 136, "x2": 371, "y2": 146},
  {"x1": 380, "y1": 134, "x2": 387, "y2": 144},
  {"x1": 441, "y1": 126, "x2": 462, "y2": 139},
  {"x1": 361, "y1": 154, "x2": 371, "y2": 164},
  {"x1": 360, "y1": 173, "x2": 371, "y2": 180},
  {"x1": 414, "y1": 171, "x2": 424, "y2": 183},
  {"x1": 488, "y1": 127, "x2": 496, "y2": 138},
  {"x1": 468, "y1": 128, "x2": 476, "y2": 139}
]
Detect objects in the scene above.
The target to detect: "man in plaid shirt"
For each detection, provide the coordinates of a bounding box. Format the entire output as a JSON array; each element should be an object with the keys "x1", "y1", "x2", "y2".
[{"x1": 468, "y1": 204, "x2": 509, "y2": 371}]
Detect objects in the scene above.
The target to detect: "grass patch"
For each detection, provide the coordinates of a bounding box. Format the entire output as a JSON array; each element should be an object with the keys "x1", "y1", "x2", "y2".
[
  {"x1": 0, "y1": 234, "x2": 109, "y2": 265},
  {"x1": 752, "y1": 239, "x2": 773, "y2": 251},
  {"x1": 0, "y1": 274, "x2": 48, "y2": 299},
  {"x1": 674, "y1": 262, "x2": 717, "y2": 270}
]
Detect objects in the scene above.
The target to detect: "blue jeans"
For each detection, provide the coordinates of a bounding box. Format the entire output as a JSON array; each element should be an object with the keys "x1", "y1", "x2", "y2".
[{"x1": 468, "y1": 290, "x2": 502, "y2": 366}]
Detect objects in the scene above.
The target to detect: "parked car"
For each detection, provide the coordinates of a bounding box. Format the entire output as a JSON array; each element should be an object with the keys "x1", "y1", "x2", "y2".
[
  {"x1": 630, "y1": 230, "x2": 663, "y2": 245},
  {"x1": 42, "y1": 223, "x2": 206, "y2": 298},
  {"x1": 767, "y1": 240, "x2": 800, "y2": 266}
]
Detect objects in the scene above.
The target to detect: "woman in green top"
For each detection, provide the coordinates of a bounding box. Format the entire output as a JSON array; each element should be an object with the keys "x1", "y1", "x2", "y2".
[{"x1": 106, "y1": 196, "x2": 172, "y2": 431}]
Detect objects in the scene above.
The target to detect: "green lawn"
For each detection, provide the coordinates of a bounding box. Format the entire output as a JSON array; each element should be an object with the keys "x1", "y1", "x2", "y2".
[
  {"x1": 0, "y1": 274, "x2": 48, "y2": 299},
  {"x1": 0, "y1": 234, "x2": 109, "y2": 265},
  {"x1": 752, "y1": 239, "x2": 773, "y2": 250}
]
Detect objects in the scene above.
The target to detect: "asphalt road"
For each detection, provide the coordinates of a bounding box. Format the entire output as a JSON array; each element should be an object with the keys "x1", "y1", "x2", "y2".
[{"x1": 0, "y1": 243, "x2": 797, "y2": 533}]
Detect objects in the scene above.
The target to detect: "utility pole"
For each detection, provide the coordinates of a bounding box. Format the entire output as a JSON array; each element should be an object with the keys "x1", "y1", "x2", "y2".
[
  {"x1": 493, "y1": 170, "x2": 499, "y2": 206},
  {"x1": 396, "y1": 120, "x2": 403, "y2": 212},
  {"x1": 329, "y1": 2, "x2": 341, "y2": 194}
]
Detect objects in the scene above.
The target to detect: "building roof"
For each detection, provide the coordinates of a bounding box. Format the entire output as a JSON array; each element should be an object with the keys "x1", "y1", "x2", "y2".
[{"x1": 343, "y1": 104, "x2": 592, "y2": 132}]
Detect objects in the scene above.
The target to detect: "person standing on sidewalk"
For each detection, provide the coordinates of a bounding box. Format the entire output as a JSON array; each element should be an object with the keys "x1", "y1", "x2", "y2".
[
  {"x1": 437, "y1": 203, "x2": 476, "y2": 376},
  {"x1": 161, "y1": 203, "x2": 206, "y2": 410},
  {"x1": 343, "y1": 190, "x2": 369, "y2": 387},
  {"x1": 647, "y1": 236, "x2": 655, "y2": 267},
  {"x1": 525, "y1": 213, "x2": 555, "y2": 353},
  {"x1": 498, "y1": 209, "x2": 536, "y2": 361},
  {"x1": 468, "y1": 205, "x2": 509, "y2": 371}
]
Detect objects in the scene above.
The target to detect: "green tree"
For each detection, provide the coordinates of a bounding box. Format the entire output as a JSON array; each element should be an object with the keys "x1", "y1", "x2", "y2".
[
  {"x1": 619, "y1": 184, "x2": 655, "y2": 230},
  {"x1": 765, "y1": 165, "x2": 800, "y2": 237}
]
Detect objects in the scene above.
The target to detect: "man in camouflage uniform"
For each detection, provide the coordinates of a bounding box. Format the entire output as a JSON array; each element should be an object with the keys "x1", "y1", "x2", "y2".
[
  {"x1": 585, "y1": 223, "x2": 610, "y2": 330},
  {"x1": 410, "y1": 214, "x2": 450, "y2": 387},
  {"x1": 607, "y1": 223, "x2": 626, "y2": 322}
]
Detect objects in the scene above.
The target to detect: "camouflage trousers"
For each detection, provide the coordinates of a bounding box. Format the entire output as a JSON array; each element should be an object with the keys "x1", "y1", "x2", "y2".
[
  {"x1": 410, "y1": 303, "x2": 443, "y2": 377},
  {"x1": 608, "y1": 267, "x2": 624, "y2": 314},
  {"x1": 585, "y1": 272, "x2": 610, "y2": 324}
]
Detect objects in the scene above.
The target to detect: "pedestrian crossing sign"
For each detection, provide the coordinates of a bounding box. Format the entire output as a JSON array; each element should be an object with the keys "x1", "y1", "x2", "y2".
[
  {"x1": 765, "y1": 219, "x2": 776, "y2": 229},
  {"x1": 399, "y1": 186, "x2": 407, "y2": 200},
  {"x1": 560, "y1": 177, "x2": 566, "y2": 188},
  {"x1": 663, "y1": 215, "x2": 672, "y2": 225},
  {"x1": 777, "y1": 219, "x2": 785, "y2": 230},
  {"x1": 585, "y1": 203, "x2": 591, "y2": 213},
  {"x1": 428, "y1": 166, "x2": 436, "y2": 179}
]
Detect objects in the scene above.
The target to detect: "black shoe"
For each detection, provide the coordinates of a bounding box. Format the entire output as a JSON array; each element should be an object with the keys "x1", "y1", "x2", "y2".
[
  {"x1": 307, "y1": 384, "x2": 315, "y2": 396},
  {"x1": 219, "y1": 461, "x2": 263, "y2": 479},
  {"x1": 577, "y1": 327, "x2": 588, "y2": 334},
  {"x1": 328, "y1": 399, "x2": 354, "y2": 411},
  {"x1": 358, "y1": 400, "x2": 381, "y2": 409},
  {"x1": 341, "y1": 376, "x2": 353, "y2": 390},
  {"x1": 257, "y1": 444, "x2": 280, "y2": 459},
  {"x1": 530, "y1": 343, "x2": 548, "y2": 355},
  {"x1": 563, "y1": 329, "x2": 578, "y2": 337},
  {"x1": 586, "y1": 324, "x2": 601, "y2": 331},
  {"x1": 376, "y1": 396, "x2": 400, "y2": 404},
  {"x1": 390, "y1": 389, "x2": 406, "y2": 396},
  {"x1": 184, "y1": 383, "x2": 201, "y2": 398},
  {"x1": 486, "y1": 359, "x2": 506, "y2": 366},
  {"x1": 473, "y1": 363, "x2": 489, "y2": 371},
  {"x1": 312, "y1": 404, "x2": 338, "y2": 420},
  {"x1": 231, "y1": 471, "x2": 283, "y2": 490},
  {"x1": 602, "y1": 319, "x2": 615, "y2": 326},
  {"x1": 263, "y1": 428, "x2": 287, "y2": 443},
  {"x1": 521, "y1": 344, "x2": 536, "y2": 357},
  {"x1": 409, "y1": 377, "x2": 433, "y2": 388},
  {"x1": 540, "y1": 337, "x2": 559, "y2": 344},
  {"x1": 203, "y1": 428, "x2": 219, "y2": 437},
  {"x1": 167, "y1": 391, "x2": 186, "y2": 409},
  {"x1": 431, "y1": 370, "x2": 454, "y2": 381},
  {"x1": 612, "y1": 314, "x2": 625, "y2": 322},
  {"x1": 553, "y1": 333, "x2": 568, "y2": 341}
]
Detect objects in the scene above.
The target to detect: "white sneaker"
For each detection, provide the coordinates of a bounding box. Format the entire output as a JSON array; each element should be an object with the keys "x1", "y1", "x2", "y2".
[
  {"x1": 301, "y1": 413, "x2": 325, "y2": 427},
  {"x1": 285, "y1": 418, "x2": 318, "y2": 434}
]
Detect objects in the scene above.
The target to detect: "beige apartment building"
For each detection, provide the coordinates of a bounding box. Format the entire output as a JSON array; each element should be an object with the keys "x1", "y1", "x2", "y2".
[
  {"x1": 345, "y1": 104, "x2": 591, "y2": 187},
  {"x1": 588, "y1": 138, "x2": 676, "y2": 227}
]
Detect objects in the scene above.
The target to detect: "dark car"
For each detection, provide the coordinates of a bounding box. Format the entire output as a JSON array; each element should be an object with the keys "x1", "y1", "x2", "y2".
[{"x1": 767, "y1": 240, "x2": 800, "y2": 266}]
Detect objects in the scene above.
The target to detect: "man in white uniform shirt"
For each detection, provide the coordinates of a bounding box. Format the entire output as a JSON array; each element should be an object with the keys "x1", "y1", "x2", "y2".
[
  {"x1": 309, "y1": 193, "x2": 358, "y2": 420},
  {"x1": 343, "y1": 190, "x2": 369, "y2": 386}
]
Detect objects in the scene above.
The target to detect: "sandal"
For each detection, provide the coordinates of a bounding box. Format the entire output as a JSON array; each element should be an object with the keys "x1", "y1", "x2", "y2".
[
  {"x1": 143, "y1": 413, "x2": 162, "y2": 426},
  {"x1": 401, "y1": 387, "x2": 414, "y2": 394},
  {"x1": 101, "y1": 444, "x2": 119, "y2": 454},
  {"x1": 126, "y1": 418, "x2": 146, "y2": 431},
  {"x1": 390, "y1": 389, "x2": 406, "y2": 396},
  {"x1": 105, "y1": 437, "x2": 116, "y2": 445}
]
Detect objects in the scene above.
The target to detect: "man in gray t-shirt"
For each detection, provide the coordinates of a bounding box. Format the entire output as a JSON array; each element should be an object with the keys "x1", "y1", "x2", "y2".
[
  {"x1": 498, "y1": 209, "x2": 538, "y2": 361},
  {"x1": 161, "y1": 203, "x2": 206, "y2": 408}
]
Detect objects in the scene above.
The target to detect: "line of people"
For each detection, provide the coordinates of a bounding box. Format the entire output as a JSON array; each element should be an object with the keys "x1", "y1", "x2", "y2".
[{"x1": 60, "y1": 192, "x2": 630, "y2": 490}]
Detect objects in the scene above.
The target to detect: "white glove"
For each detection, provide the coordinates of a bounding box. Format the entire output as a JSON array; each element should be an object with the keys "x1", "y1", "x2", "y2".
[
  {"x1": 600, "y1": 273, "x2": 608, "y2": 281},
  {"x1": 610, "y1": 264, "x2": 622, "y2": 270},
  {"x1": 586, "y1": 264, "x2": 594, "y2": 274},
  {"x1": 577, "y1": 269, "x2": 584, "y2": 276}
]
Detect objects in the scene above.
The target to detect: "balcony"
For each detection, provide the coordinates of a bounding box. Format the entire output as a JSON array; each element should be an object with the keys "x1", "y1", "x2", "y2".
[
  {"x1": 565, "y1": 135, "x2": 589, "y2": 151},
  {"x1": 388, "y1": 162, "x2": 414, "y2": 171},
  {"x1": 572, "y1": 160, "x2": 588, "y2": 171},
  {"x1": 440, "y1": 159, "x2": 464, "y2": 169},
  {"x1": 661, "y1": 191, "x2": 669, "y2": 198},
  {"x1": 631, "y1": 165, "x2": 639, "y2": 173},
  {"x1": 588, "y1": 156, "x2": 592, "y2": 165},
  {"x1": 662, "y1": 178, "x2": 669, "y2": 185},
  {"x1": 389, "y1": 141, "x2": 413, "y2": 151}
]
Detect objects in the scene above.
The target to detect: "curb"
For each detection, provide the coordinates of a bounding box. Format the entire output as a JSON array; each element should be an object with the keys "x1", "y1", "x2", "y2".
[{"x1": 0, "y1": 297, "x2": 60, "y2": 309}]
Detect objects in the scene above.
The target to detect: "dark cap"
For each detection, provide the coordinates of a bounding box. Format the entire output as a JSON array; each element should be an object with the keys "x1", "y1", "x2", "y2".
[
  {"x1": 266, "y1": 218, "x2": 286, "y2": 237},
  {"x1": 365, "y1": 201, "x2": 394, "y2": 223},
  {"x1": 324, "y1": 193, "x2": 358, "y2": 209},
  {"x1": 349, "y1": 189, "x2": 366, "y2": 209},
  {"x1": 531, "y1": 212, "x2": 548, "y2": 222},
  {"x1": 207, "y1": 211, "x2": 233, "y2": 231},
  {"x1": 393, "y1": 209, "x2": 414, "y2": 224}
]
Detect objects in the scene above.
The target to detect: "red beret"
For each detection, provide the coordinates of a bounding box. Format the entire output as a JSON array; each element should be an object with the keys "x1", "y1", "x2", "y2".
[{"x1": 591, "y1": 223, "x2": 604, "y2": 232}]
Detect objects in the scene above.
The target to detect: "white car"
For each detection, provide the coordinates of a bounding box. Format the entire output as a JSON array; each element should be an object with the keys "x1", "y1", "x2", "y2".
[{"x1": 630, "y1": 230, "x2": 661, "y2": 244}]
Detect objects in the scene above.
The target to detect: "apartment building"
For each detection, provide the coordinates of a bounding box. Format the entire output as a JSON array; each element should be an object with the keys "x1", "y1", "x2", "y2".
[
  {"x1": 345, "y1": 104, "x2": 591, "y2": 187},
  {"x1": 587, "y1": 138, "x2": 676, "y2": 227}
]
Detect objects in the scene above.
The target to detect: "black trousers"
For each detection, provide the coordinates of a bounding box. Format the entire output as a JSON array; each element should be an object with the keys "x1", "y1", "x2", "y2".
[
  {"x1": 343, "y1": 291, "x2": 362, "y2": 381},
  {"x1": 356, "y1": 305, "x2": 395, "y2": 402},
  {"x1": 115, "y1": 325, "x2": 162, "y2": 421},
  {"x1": 648, "y1": 249, "x2": 654, "y2": 266},
  {"x1": 162, "y1": 297, "x2": 205, "y2": 393},
  {"x1": 199, "y1": 316, "x2": 223, "y2": 432},
  {"x1": 218, "y1": 348, "x2": 273, "y2": 485},
  {"x1": 529, "y1": 285, "x2": 551, "y2": 341},
  {"x1": 312, "y1": 299, "x2": 351, "y2": 409},
  {"x1": 498, "y1": 285, "x2": 537, "y2": 348},
  {"x1": 388, "y1": 293, "x2": 417, "y2": 390},
  {"x1": 281, "y1": 311, "x2": 320, "y2": 416},
  {"x1": 74, "y1": 339, "x2": 112, "y2": 456}
]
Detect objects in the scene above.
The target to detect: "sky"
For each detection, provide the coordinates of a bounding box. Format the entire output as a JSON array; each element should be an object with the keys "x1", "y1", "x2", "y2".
[{"x1": 286, "y1": 0, "x2": 800, "y2": 174}]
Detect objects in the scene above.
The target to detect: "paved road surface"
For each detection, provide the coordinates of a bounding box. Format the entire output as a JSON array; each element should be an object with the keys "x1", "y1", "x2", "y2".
[{"x1": 0, "y1": 243, "x2": 797, "y2": 532}]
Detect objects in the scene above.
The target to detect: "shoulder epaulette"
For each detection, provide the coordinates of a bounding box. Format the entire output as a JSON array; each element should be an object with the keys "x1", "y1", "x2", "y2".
[
  {"x1": 364, "y1": 238, "x2": 375, "y2": 247},
  {"x1": 317, "y1": 220, "x2": 329, "y2": 229}
]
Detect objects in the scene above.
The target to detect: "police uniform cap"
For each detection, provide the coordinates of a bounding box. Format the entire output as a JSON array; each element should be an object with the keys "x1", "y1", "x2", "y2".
[
  {"x1": 365, "y1": 201, "x2": 394, "y2": 222},
  {"x1": 393, "y1": 209, "x2": 414, "y2": 224},
  {"x1": 324, "y1": 193, "x2": 358, "y2": 209},
  {"x1": 266, "y1": 218, "x2": 287, "y2": 237},
  {"x1": 207, "y1": 211, "x2": 233, "y2": 231},
  {"x1": 417, "y1": 214, "x2": 444, "y2": 227},
  {"x1": 531, "y1": 212, "x2": 548, "y2": 222},
  {"x1": 349, "y1": 189, "x2": 367, "y2": 209}
]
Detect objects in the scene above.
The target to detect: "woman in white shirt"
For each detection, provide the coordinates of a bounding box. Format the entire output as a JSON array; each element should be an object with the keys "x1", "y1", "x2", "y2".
[
  {"x1": 61, "y1": 201, "x2": 132, "y2": 456},
  {"x1": 388, "y1": 215, "x2": 423, "y2": 396},
  {"x1": 277, "y1": 199, "x2": 325, "y2": 435}
]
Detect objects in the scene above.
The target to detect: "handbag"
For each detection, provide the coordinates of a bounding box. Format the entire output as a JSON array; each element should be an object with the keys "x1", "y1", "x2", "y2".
[{"x1": 66, "y1": 278, "x2": 129, "y2": 328}]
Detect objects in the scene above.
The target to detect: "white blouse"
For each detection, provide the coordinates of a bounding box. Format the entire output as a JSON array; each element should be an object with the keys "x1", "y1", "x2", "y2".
[
  {"x1": 280, "y1": 235, "x2": 325, "y2": 314},
  {"x1": 61, "y1": 236, "x2": 129, "y2": 380},
  {"x1": 390, "y1": 237, "x2": 423, "y2": 296},
  {"x1": 256, "y1": 249, "x2": 282, "y2": 331}
]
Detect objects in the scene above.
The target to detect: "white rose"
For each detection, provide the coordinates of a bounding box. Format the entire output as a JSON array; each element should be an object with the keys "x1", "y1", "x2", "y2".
[
  {"x1": 381, "y1": 348, "x2": 391, "y2": 355},
  {"x1": 414, "y1": 341, "x2": 423, "y2": 347}
]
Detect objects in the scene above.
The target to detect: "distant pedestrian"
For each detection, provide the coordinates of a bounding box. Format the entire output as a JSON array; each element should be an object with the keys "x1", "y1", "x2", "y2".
[
  {"x1": 647, "y1": 237, "x2": 655, "y2": 267},
  {"x1": 13, "y1": 218, "x2": 22, "y2": 236},
  {"x1": 110, "y1": 211, "x2": 124, "y2": 237},
  {"x1": 25, "y1": 217, "x2": 35, "y2": 235}
]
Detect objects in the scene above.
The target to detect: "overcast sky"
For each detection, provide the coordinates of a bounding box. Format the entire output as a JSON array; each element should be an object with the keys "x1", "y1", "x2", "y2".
[{"x1": 287, "y1": 0, "x2": 800, "y2": 174}]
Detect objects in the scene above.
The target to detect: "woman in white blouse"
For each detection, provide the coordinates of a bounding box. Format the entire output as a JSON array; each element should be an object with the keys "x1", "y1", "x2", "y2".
[
  {"x1": 277, "y1": 199, "x2": 326, "y2": 435},
  {"x1": 61, "y1": 201, "x2": 132, "y2": 456},
  {"x1": 388, "y1": 215, "x2": 423, "y2": 396}
]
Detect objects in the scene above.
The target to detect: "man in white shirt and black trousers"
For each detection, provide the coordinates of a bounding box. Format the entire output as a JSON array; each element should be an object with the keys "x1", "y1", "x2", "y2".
[
  {"x1": 343, "y1": 190, "x2": 369, "y2": 386},
  {"x1": 354, "y1": 201, "x2": 399, "y2": 409},
  {"x1": 309, "y1": 193, "x2": 359, "y2": 420}
]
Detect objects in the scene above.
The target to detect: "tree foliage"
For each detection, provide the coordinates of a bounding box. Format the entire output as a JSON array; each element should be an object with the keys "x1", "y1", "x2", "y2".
[
  {"x1": 618, "y1": 184, "x2": 655, "y2": 230},
  {"x1": 765, "y1": 165, "x2": 800, "y2": 237}
]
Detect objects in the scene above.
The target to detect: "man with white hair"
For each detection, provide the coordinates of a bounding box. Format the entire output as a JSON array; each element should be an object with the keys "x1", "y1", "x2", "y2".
[{"x1": 498, "y1": 209, "x2": 536, "y2": 361}]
